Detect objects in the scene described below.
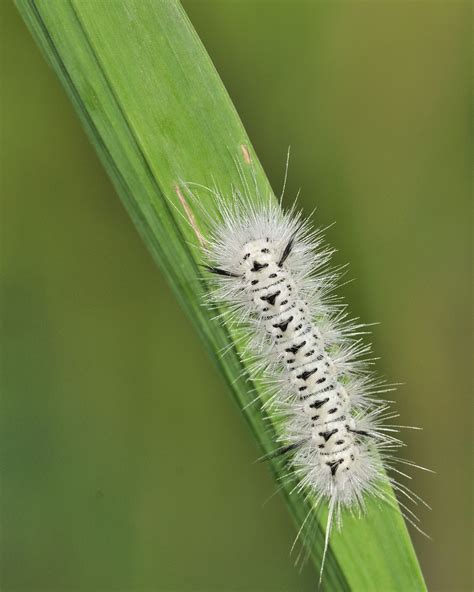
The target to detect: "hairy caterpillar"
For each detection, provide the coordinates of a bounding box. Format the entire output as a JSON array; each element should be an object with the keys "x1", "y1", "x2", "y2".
[{"x1": 180, "y1": 155, "x2": 428, "y2": 579}]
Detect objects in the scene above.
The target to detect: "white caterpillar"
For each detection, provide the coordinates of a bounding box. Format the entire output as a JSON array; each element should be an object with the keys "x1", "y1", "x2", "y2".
[{"x1": 183, "y1": 163, "x2": 427, "y2": 577}]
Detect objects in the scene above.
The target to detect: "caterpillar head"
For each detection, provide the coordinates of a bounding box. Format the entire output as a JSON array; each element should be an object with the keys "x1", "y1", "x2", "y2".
[{"x1": 240, "y1": 238, "x2": 275, "y2": 271}]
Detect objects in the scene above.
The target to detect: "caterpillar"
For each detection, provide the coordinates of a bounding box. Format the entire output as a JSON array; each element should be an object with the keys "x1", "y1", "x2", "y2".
[{"x1": 180, "y1": 156, "x2": 427, "y2": 579}]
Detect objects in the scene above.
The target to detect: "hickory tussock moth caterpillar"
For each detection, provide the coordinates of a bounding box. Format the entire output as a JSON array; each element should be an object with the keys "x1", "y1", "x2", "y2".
[{"x1": 179, "y1": 152, "x2": 428, "y2": 580}]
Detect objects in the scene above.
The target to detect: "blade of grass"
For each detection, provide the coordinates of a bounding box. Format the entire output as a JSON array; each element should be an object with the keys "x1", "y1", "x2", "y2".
[{"x1": 14, "y1": 1, "x2": 426, "y2": 589}]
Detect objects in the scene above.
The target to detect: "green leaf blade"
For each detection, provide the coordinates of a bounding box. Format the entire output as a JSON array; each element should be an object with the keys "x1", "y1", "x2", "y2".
[{"x1": 14, "y1": 1, "x2": 426, "y2": 589}]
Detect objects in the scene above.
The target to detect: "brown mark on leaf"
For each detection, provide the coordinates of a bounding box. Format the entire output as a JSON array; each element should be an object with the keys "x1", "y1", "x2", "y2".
[
  {"x1": 241, "y1": 144, "x2": 251, "y2": 164},
  {"x1": 175, "y1": 185, "x2": 207, "y2": 247}
]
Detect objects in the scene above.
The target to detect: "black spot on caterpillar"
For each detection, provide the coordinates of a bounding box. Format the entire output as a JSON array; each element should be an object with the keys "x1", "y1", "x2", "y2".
[
  {"x1": 260, "y1": 292, "x2": 280, "y2": 306},
  {"x1": 327, "y1": 459, "x2": 344, "y2": 477}
]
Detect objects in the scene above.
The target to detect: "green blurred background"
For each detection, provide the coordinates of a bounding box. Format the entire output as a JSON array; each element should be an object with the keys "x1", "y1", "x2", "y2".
[{"x1": 1, "y1": 1, "x2": 471, "y2": 591}]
